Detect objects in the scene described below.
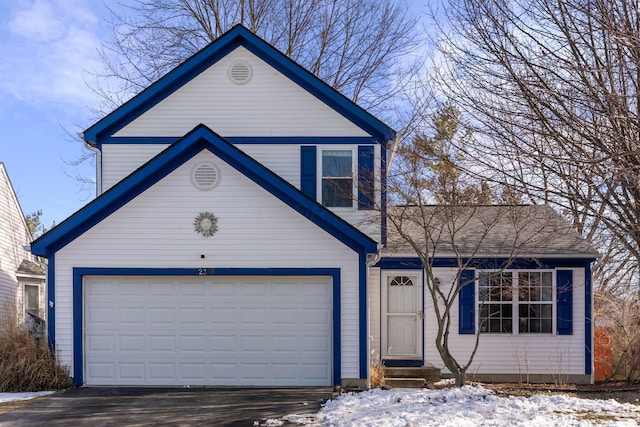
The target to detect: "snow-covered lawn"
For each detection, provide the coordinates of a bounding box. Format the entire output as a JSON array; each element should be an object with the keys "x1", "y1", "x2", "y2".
[
  {"x1": 0, "y1": 391, "x2": 55, "y2": 404},
  {"x1": 267, "y1": 384, "x2": 640, "y2": 426}
]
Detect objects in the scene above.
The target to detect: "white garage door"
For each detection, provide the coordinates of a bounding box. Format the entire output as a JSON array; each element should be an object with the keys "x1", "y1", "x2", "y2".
[{"x1": 84, "y1": 276, "x2": 332, "y2": 386}]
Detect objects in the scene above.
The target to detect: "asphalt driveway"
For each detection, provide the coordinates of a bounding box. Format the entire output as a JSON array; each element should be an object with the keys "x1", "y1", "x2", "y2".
[{"x1": 0, "y1": 387, "x2": 333, "y2": 426}]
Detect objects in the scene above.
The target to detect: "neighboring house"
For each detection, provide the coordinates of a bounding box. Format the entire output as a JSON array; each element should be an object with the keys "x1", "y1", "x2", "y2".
[
  {"x1": 31, "y1": 25, "x2": 597, "y2": 387},
  {"x1": 0, "y1": 162, "x2": 46, "y2": 322}
]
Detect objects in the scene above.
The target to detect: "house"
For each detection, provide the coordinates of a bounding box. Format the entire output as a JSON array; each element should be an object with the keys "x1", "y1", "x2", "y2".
[
  {"x1": 31, "y1": 25, "x2": 597, "y2": 387},
  {"x1": 0, "y1": 162, "x2": 46, "y2": 323}
]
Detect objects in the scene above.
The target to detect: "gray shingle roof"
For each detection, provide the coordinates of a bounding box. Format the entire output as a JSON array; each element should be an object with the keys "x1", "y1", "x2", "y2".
[{"x1": 383, "y1": 205, "x2": 599, "y2": 259}]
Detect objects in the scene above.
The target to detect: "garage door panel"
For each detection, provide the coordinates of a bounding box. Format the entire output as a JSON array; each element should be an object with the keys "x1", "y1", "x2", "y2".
[{"x1": 84, "y1": 276, "x2": 332, "y2": 386}]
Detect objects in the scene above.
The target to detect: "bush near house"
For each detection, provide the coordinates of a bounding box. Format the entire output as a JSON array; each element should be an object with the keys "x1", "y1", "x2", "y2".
[{"x1": 0, "y1": 305, "x2": 72, "y2": 392}]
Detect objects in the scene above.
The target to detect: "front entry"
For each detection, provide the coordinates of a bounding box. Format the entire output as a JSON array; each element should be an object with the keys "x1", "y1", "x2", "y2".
[{"x1": 381, "y1": 271, "x2": 423, "y2": 361}]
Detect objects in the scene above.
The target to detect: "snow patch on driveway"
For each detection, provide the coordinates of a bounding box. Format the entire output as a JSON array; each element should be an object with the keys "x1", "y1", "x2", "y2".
[{"x1": 0, "y1": 391, "x2": 55, "y2": 403}]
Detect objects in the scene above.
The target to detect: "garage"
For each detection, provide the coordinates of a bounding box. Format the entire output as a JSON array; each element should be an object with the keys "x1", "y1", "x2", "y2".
[{"x1": 83, "y1": 275, "x2": 333, "y2": 386}]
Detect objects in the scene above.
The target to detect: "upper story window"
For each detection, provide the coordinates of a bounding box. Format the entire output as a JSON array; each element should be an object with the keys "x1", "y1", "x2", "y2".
[
  {"x1": 321, "y1": 149, "x2": 353, "y2": 208},
  {"x1": 478, "y1": 270, "x2": 553, "y2": 334}
]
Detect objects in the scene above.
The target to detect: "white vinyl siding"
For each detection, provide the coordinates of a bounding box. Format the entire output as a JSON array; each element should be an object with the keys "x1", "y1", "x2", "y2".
[
  {"x1": 100, "y1": 144, "x2": 382, "y2": 243},
  {"x1": 423, "y1": 267, "x2": 587, "y2": 377},
  {"x1": 101, "y1": 145, "x2": 167, "y2": 191},
  {"x1": 368, "y1": 266, "x2": 381, "y2": 359},
  {"x1": 114, "y1": 47, "x2": 368, "y2": 138},
  {"x1": 53, "y1": 150, "x2": 361, "y2": 380}
]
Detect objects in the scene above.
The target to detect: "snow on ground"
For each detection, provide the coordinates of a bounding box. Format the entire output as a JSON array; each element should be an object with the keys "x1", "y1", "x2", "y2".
[
  {"x1": 0, "y1": 391, "x2": 55, "y2": 403},
  {"x1": 266, "y1": 384, "x2": 640, "y2": 426}
]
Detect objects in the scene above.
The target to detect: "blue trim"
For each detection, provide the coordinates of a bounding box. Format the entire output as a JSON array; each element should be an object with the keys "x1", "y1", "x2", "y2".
[
  {"x1": 376, "y1": 257, "x2": 596, "y2": 269},
  {"x1": 359, "y1": 253, "x2": 368, "y2": 379},
  {"x1": 585, "y1": 263, "x2": 593, "y2": 375},
  {"x1": 380, "y1": 144, "x2": 387, "y2": 245},
  {"x1": 382, "y1": 359, "x2": 424, "y2": 367},
  {"x1": 32, "y1": 125, "x2": 377, "y2": 257},
  {"x1": 300, "y1": 146, "x2": 317, "y2": 199},
  {"x1": 83, "y1": 25, "x2": 395, "y2": 147},
  {"x1": 556, "y1": 270, "x2": 573, "y2": 335},
  {"x1": 72, "y1": 267, "x2": 341, "y2": 387},
  {"x1": 100, "y1": 136, "x2": 378, "y2": 146},
  {"x1": 458, "y1": 269, "x2": 476, "y2": 334},
  {"x1": 46, "y1": 255, "x2": 55, "y2": 350},
  {"x1": 357, "y1": 146, "x2": 375, "y2": 210}
]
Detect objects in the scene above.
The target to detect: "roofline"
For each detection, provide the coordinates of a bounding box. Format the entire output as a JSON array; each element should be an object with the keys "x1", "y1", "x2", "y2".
[
  {"x1": 83, "y1": 24, "x2": 395, "y2": 147},
  {"x1": 383, "y1": 252, "x2": 599, "y2": 260},
  {"x1": 0, "y1": 162, "x2": 34, "y2": 241},
  {"x1": 33, "y1": 124, "x2": 377, "y2": 257}
]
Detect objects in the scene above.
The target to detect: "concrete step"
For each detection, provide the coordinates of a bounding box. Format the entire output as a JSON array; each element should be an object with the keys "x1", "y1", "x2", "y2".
[
  {"x1": 384, "y1": 366, "x2": 441, "y2": 382},
  {"x1": 384, "y1": 377, "x2": 427, "y2": 388}
]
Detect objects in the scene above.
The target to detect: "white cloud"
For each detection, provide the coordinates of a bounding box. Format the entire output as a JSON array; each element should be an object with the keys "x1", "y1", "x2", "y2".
[
  {"x1": 7, "y1": 0, "x2": 66, "y2": 41},
  {"x1": 0, "y1": 0, "x2": 104, "y2": 116}
]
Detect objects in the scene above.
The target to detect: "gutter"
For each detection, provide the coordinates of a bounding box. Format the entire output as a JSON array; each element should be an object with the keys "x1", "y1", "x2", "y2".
[{"x1": 80, "y1": 133, "x2": 101, "y2": 196}]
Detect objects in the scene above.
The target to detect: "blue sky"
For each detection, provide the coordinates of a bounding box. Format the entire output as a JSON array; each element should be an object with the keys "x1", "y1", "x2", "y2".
[
  {"x1": 0, "y1": 0, "x2": 113, "y2": 229},
  {"x1": 1, "y1": 0, "x2": 430, "y2": 230}
]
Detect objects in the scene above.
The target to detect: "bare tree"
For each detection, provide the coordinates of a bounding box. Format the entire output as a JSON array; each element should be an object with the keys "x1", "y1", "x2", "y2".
[
  {"x1": 428, "y1": 0, "x2": 640, "y2": 295},
  {"x1": 93, "y1": 0, "x2": 420, "y2": 119},
  {"x1": 385, "y1": 106, "x2": 566, "y2": 386}
]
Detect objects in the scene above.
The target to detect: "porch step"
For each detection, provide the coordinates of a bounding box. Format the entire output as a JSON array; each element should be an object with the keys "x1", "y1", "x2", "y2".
[
  {"x1": 384, "y1": 377, "x2": 426, "y2": 388},
  {"x1": 383, "y1": 366, "x2": 441, "y2": 383}
]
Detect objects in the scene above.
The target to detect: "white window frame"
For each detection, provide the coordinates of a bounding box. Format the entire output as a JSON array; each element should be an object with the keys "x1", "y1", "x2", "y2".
[
  {"x1": 477, "y1": 269, "x2": 556, "y2": 335},
  {"x1": 318, "y1": 147, "x2": 356, "y2": 209}
]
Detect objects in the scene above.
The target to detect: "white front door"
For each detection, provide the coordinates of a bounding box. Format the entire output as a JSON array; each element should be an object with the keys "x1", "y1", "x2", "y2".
[{"x1": 382, "y1": 272, "x2": 423, "y2": 360}]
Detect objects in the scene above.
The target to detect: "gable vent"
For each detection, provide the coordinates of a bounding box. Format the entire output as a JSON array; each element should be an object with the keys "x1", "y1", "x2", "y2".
[
  {"x1": 228, "y1": 62, "x2": 252, "y2": 85},
  {"x1": 191, "y1": 162, "x2": 221, "y2": 191}
]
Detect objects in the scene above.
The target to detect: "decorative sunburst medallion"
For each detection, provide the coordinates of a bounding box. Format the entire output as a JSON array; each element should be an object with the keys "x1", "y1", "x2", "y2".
[{"x1": 194, "y1": 212, "x2": 218, "y2": 237}]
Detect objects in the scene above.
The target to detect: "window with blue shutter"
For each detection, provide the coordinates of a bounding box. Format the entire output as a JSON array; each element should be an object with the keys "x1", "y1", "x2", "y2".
[
  {"x1": 556, "y1": 269, "x2": 573, "y2": 335},
  {"x1": 358, "y1": 146, "x2": 374, "y2": 210},
  {"x1": 459, "y1": 269, "x2": 476, "y2": 334},
  {"x1": 300, "y1": 146, "x2": 316, "y2": 199}
]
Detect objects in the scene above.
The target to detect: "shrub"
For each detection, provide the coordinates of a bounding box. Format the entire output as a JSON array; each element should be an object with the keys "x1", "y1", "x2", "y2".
[{"x1": 0, "y1": 304, "x2": 72, "y2": 392}]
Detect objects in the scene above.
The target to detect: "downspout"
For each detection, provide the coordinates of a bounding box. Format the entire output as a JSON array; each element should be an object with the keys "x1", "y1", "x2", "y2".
[
  {"x1": 365, "y1": 247, "x2": 383, "y2": 387},
  {"x1": 80, "y1": 133, "x2": 101, "y2": 197}
]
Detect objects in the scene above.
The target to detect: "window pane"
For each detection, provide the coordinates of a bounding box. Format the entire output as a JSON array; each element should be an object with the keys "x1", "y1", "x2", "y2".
[
  {"x1": 519, "y1": 303, "x2": 552, "y2": 333},
  {"x1": 503, "y1": 319, "x2": 513, "y2": 333},
  {"x1": 25, "y1": 285, "x2": 39, "y2": 317},
  {"x1": 322, "y1": 178, "x2": 353, "y2": 207},
  {"x1": 478, "y1": 272, "x2": 513, "y2": 334},
  {"x1": 322, "y1": 150, "x2": 352, "y2": 177},
  {"x1": 542, "y1": 272, "x2": 552, "y2": 286}
]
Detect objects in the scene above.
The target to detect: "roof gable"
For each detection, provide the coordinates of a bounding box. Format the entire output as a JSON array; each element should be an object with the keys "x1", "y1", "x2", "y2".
[
  {"x1": 32, "y1": 125, "x2": 377, "y2": 256},
  {"x1": 83, "y1": 25, "x2": 395, "y2": 146}
]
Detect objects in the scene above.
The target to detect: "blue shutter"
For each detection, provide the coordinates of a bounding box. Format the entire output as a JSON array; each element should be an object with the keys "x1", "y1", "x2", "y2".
[
  {"x1": 459, "y1": 269, "x2": 475, "y2": 334},
  {"x1": 300, "y1": 146, "x2": 317, "y2": 199},
  {"x1": 358, "y1": 146, "x2": 375, "y2": 210},
  {"x1": 557, "y1": 270, "x2": 573, "y2": 335}
]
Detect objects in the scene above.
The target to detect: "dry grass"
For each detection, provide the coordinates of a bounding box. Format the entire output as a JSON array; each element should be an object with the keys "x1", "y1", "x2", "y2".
[
  {"x1": 369, "y1": 350, "x2": 386, "y2": 388},
  {"x1": 0, "y1": 305, "x2": 72, "y2": 392}
]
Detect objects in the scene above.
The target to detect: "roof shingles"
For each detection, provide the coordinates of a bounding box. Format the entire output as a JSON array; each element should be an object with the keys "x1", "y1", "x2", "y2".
[{"x1": 384, "y1": 205, "x2": 598, "y2": 259}]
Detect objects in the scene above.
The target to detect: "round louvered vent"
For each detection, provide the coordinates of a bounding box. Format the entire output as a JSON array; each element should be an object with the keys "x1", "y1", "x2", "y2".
[
  {"x1": 228, "y1": 62, "x2": 252, "y2": 85},
  {"x1": 191, "y1": 162, "x2": 220, "y2": 191}
]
